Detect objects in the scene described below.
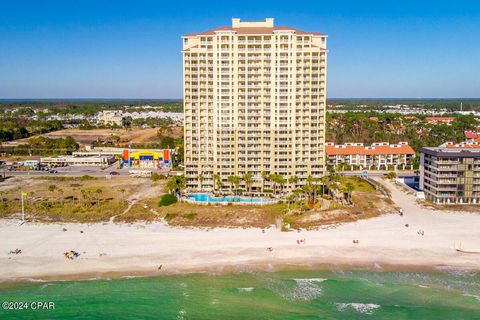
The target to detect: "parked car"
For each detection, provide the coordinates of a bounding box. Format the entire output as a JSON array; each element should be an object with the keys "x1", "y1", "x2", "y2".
[{"x1": 49, "y1": 170, "x2": 58, "y2": 174}]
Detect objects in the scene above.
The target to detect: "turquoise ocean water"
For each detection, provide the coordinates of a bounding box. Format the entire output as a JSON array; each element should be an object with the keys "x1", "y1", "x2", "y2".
[{"x1": 1, "y1": 269, "x2": 480, "y2": 319}]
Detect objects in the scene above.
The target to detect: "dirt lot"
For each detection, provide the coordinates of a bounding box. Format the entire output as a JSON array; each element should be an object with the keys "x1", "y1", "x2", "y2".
[
  {"x1": 1, "y1": 126, "x2": 183, "y2": 147},
  {"x1": 0, "y1": 175, "x2": 165, "y2": 222}
]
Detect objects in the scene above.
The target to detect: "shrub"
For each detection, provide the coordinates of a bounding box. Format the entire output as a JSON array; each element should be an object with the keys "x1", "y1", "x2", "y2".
[
  {"x1": 182, "y1": 212, "x2": 197, "y2": 220},
  {"x1": 80, "y1": 175, "x2": 96, "y2": 181},
  {"x1": 151, "y1": 172, "x2": 163, "y2": 181},
  {"x1": 386, "y1": 171, "x2": 397, "y2": 180},
  {"x1": 159, "y1": 194, "x2": 177, "y2": 206},
  {"x1": 164, "y1": 213, "x2": 177, "y2": 221}
]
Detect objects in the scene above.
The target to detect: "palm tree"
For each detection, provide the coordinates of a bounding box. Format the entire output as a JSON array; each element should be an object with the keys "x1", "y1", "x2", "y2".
[
  {"x1": 57, "y1": 188, "x2": 64, "y2": 205},
  {"x1": 277, "y1": 175, "x2": 286, "y2": 195},
  {"x1": 321, "y1": 176, "x2": 329, "y2": 196},
  {"x1": 288, "y1": 175, "x2": 299, "y2": 189},
  {"x1": 343, "y1": 183, "x2": 355, "y2": 204},
  {"x1": 94, "y1": 188, "x2": 103, "y2": 205},
  {"x1": 166, "y1": 175, "x2": 186, "y2": 193},
  {"x1": 227, "y1": 175, "x2": 241, "y2": 195},
  {"x1": 261, "y1": 171, "x2": 269, "y2": 193},
  {"x1": 302, "y1": 175, "x2": 321, "y2": 204},
  {"x1": 213, "y1": 173, "x2": 222, "y2": 191},
  {"x1": 243, "y1": 172, "x2": 253, "y2": 195},
  {"x1": 287, "y1": 188, "x2": 302, "y2": 210},
  {"x1": 269, "y1": 174, "x2": 278, "y2": 195},
  {"x1": 119, "y1": 188, "x2": 126, "y2": 204},
  {"x1": 198, "y1": 173, "x2": 204, "y2": 191}
]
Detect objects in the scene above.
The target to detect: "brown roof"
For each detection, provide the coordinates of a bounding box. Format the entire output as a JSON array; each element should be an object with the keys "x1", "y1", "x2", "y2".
[
  {"x1": 183, "y1": 26, "x2": 326, "y2": 37},
  {"x1": 426, "y1": 117, "x2": 455, "y2": 122},
  {"x1": 326, "y1": 143, "x2": 415, "y2": 156}
]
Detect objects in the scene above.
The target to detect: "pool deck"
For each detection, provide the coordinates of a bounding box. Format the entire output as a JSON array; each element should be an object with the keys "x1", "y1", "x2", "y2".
[{"x1": 181, "y1": 194, "x2": 278, "y2": 205}]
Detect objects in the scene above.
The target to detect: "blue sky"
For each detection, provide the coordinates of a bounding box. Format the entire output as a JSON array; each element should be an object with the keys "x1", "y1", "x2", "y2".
[{"x1": 0, "y1": 0, "x2": 479, "y2": 99}]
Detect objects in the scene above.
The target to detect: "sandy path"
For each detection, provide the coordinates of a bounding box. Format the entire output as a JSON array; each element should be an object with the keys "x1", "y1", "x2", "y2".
[{"x1": 1, "y1": 180, "x2": 479, "y2": 281}]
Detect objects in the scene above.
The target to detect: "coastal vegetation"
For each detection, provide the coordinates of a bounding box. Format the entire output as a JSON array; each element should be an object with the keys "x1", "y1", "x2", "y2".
[
  {"x1": 0, "y1": 136, "x2": 79, "y2": 156},
  {"x1": 326, "y1": 112, "x2": 479, "y2": 162},
  {"x1": 0, "y1": 117, "x2": 63, "y2": 143},
  {"x1": 159, "y1": 194, "x2": 177, "y2": 206},
  {"x1": 0, "y1": 174, "x2": 392, "y2": 228}
]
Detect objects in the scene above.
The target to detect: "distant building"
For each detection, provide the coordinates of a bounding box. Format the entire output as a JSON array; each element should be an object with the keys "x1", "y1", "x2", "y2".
[
  {"x1": 464, "y1": 130, "x2": 480, "y2": 143},
  {"x1": 425, "y1": 117, "x2": 455, "y2": 125},
  {"x1": 121, "y1": 149, "x2": 173, "y2": 169},
  {"x1": 326, "y1": 142, "x2": 415, "y2": 170},
  {"x1": 98, "y1": 110, "x2": 123, "y2": 126},
  {"x1": 23, "y1": 157, "x2": 40, "y2": 168},
  {"x1": 73, "y1": 147, "x2": 175, "y2": 170},
  {"x1": 420, "y1": 143, "x2": 480, "y2": 204},
  {"x1": 41, "y1": 155, "x2": 115, "y2": 167}
]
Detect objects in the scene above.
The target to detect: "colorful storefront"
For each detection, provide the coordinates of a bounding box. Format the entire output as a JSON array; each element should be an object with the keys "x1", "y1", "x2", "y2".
[{"x1": 122, "y1": 149, "x2": 173, "y2": 169}]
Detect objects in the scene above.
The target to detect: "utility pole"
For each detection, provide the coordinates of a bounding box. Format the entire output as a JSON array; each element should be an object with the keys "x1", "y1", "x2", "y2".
[{"x1": 20, "y1": 191, "x2": 26, "y2": 225}]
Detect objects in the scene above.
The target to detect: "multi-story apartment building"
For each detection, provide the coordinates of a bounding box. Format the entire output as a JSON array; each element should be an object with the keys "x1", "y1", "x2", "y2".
[
  {"x1": 182, "y1": 18, "x2": 327, "y2": 191},
  {"x1": 420, "y1": 143, "x2": 480, "y2": 204},
  {"x1": 325, "y1": 142, "x2": 415, "y2": 170},
  {"x1": 97, "y1": 110, "x2": 123, "y2": 126}
]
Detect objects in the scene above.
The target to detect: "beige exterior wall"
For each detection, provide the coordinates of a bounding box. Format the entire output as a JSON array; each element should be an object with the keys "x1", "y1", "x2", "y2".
[{"x1": 182, "y1": 18, "x2": 327, "y2": 191}]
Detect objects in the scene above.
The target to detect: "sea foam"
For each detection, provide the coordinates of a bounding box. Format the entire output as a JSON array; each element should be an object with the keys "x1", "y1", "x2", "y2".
[{"x1": 336, "y1": 302, "x2": 381, "y2": 314}]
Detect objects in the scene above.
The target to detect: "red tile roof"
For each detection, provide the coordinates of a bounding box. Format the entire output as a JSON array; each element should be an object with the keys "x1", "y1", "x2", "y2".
[
  {"x1": 446, "y1": 143, "x2": 480, "y2": 149},
  {"x1": 426, "y1": 117, "x2": 455, "y2": 123},
  {"x1": 465, "y1": 131, "x2": 480, "y2": 139},
  {"x1": 326, "y1": 143, "x2": 415, "y2": 156},
  {"x1": 183, "y1": 26, "x2": 326, "y2": 37}
]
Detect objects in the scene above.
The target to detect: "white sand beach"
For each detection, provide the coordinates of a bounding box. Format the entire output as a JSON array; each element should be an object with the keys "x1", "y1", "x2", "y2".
[{"x1": 1, "y1": 179, "x2": 479, "y2": 281}]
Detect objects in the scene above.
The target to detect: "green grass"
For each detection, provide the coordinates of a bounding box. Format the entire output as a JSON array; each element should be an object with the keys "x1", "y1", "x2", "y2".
[{"x1": 339, "y1": 176, "x2": 375, "y2": 192}]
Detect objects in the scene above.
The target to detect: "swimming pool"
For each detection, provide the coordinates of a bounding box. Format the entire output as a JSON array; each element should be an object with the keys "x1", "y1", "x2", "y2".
[{"x1": 186, "y1": 193, "x2": 272, "y2": 204}]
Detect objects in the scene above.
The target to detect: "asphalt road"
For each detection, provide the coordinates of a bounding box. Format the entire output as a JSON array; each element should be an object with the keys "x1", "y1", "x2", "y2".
[
  {"x1": 2, "y1": 167, "x2": 417, "y2": 179},
  {"x1": 1, "y1": 164, "x2": 172, "y2": 178}
]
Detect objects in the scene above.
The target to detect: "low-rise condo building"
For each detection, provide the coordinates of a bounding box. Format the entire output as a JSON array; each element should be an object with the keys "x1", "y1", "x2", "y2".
[
  {"x1": 182, "y1": 18, "x2": 327, "y2": 191},
  {"x1": 420, "y1": 143, "x2": 480, "y2": 204},
  {"x1": 325, "y1": 142, "x2": 415, "y2": 170}
]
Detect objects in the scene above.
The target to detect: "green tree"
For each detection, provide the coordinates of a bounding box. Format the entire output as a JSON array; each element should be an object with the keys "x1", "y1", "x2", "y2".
[
  {"x1": 159, "y1": 194, "x2": 177, "y2": 206},
  {"x1": 243, "y1": 172, "x2": 253, "y2": 194},
  {"x1": 288, "y1": 175, "x2": 299, "y2": 188},
  {"x1": 159, "y1": 136, "x2": 175, "y2": 149},
  {"x1": 386, "y1": 171, "x2": 397, "y2": 180},
  {"x1": 198, "y1": 173, "x2": 204, "y2": 190},
  {"x1": 227, "y1": 175, "x2": 241, "y2": 195},
  {"x1": 342, "y1": 183, "x2": 355, "y2": 204},
  {"x1": 166, "y1": 175, "x2": 186, "y2": 193},
  {"x1": 213, "y1": 173, "x2": 222, "y2": 191}
]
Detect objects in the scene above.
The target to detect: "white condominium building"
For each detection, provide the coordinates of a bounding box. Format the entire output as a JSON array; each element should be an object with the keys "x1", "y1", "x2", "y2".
[
  {"x1": 326, "y1": 142, "x2": 416, "y2": 170},
  {"x1": 182, "y1": 18, "x2": 327, "y2": 191}
]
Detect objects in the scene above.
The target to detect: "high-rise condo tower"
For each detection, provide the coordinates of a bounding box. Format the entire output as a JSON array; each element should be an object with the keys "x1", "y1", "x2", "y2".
[{"x1": 182, "y1": 18, "x2": 327, "y2": 191}]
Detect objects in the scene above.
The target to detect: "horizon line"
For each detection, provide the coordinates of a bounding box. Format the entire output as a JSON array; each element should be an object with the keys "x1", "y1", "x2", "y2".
[{"x1": 1, "y1": 97, "x2": 480, "y2": 102}]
